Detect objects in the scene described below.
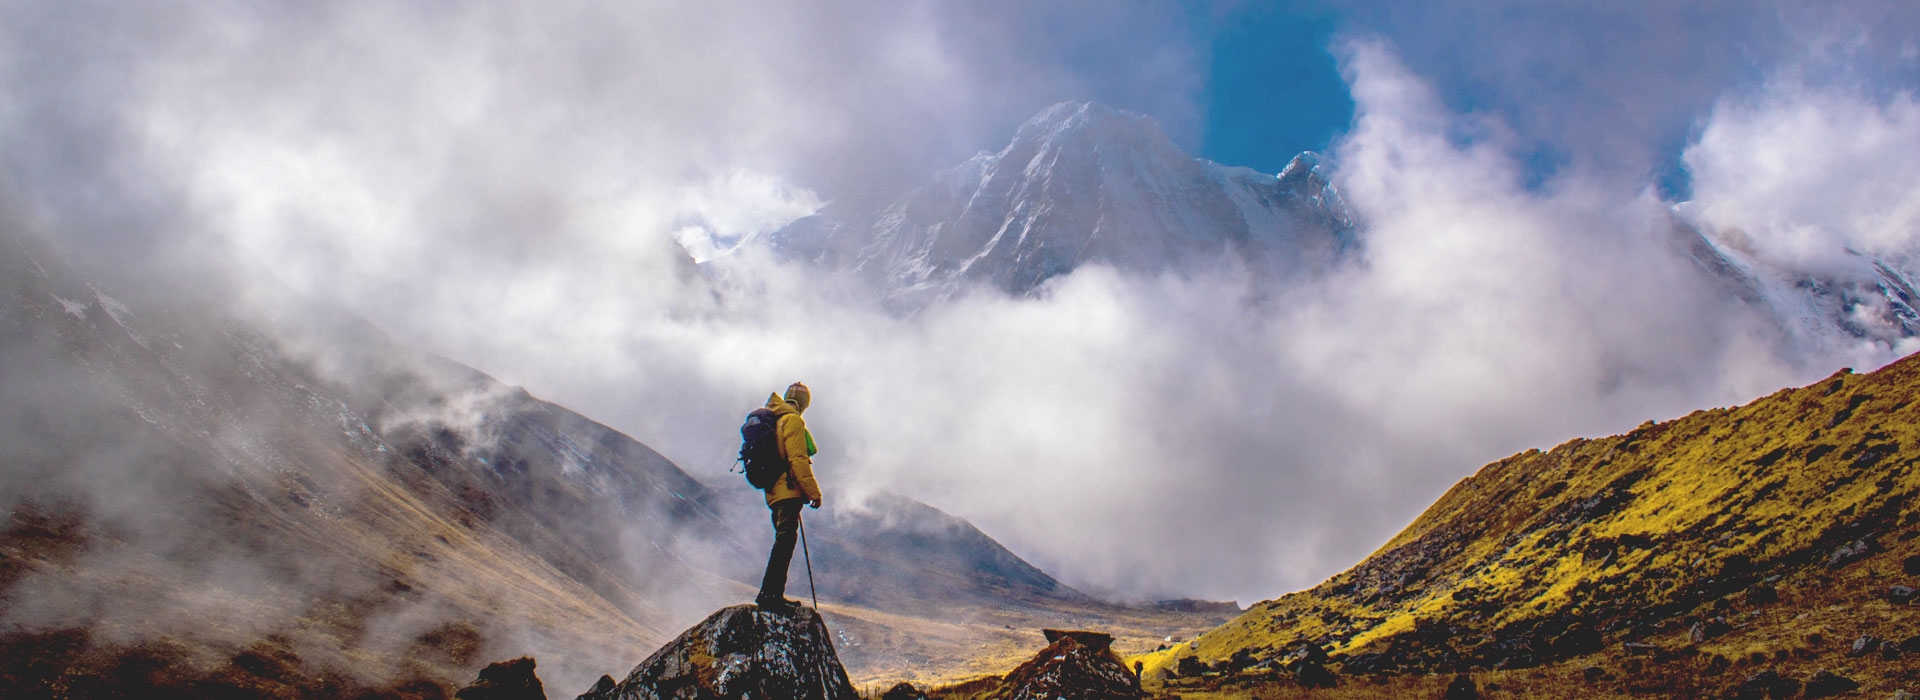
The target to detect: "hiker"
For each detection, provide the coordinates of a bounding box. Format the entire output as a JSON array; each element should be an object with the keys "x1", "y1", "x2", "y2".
[{"x1": 753, "y1": 381, "x2": 821, "y2": 613}]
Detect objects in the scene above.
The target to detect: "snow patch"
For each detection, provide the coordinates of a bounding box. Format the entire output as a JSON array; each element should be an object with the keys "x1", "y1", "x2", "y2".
[
  {"x1": 90, "y1": 285, "x2": 150, "y2": 349},
  {"x1": 51, "y1": 294, "x2": 89, "y2": 318}
]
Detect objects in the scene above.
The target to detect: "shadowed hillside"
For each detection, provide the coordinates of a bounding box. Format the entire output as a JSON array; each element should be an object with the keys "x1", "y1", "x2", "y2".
[{"x1": 1139, "y1": 354, "x2": 1920, "y2": 698}]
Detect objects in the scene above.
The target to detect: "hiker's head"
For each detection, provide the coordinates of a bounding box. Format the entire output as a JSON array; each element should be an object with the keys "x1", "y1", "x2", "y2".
[{"x1": 784, "y1": 382, "x2": 810, "y2": 413}]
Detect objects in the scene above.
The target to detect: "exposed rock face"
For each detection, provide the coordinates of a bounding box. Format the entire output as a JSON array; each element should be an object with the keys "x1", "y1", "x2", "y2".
[
  {"x1": 995, "y1": 633, "x2": 1142, "y2": 700},
  {"x1": 456, "y1": 657, "x2": 548, "y2": 700},
  {"x1": 579, "y1": 605, "x2": 856, "y2": 700}
]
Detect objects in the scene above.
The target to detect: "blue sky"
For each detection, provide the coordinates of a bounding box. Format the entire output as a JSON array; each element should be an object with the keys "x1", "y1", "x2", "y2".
[
  {"x1": 1195, "y1": 3, "x2": 1351, "y2": 175},
  {"x1": 1131, "y1": 1, "x2": 1916, "y2": 199}
]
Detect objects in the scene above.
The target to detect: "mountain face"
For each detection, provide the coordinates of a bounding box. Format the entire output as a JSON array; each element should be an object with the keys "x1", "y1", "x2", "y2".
[
  {"x1": 766, "y1": 101, "x2": 1357, "y2": 307},
  {"x1": 0, "y1": 224, "x2": 730, "y2": 693},
  {"x1": 0, "y1": 226, "x2": 1218, "y2": 695},
  {"x1": 767, "y1": 101, "x2": 1920, "y2": 354},
  {"x1": 1140, "y1": 354, "x2": 1920, "y2": 698},
  {"x1": 1669, "y1": 210, "x2": 1920, "y2": 349}
]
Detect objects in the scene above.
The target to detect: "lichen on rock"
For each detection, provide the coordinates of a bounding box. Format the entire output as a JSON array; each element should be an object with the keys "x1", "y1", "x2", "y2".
[
  {"x1": 993, "y1": 632, "x2": 1142, "y2": 700},
  {"x1": 578, "y1": 605, "x2": 857, "y2": 700}
]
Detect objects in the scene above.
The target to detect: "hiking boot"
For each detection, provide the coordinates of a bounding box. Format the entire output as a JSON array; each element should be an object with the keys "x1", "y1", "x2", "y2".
[{"x1": 754, "y1": 593, "x2": 799, "y2": 614}]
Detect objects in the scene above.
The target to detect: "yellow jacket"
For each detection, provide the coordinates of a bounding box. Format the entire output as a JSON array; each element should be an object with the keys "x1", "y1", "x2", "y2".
[{"x1": 761, "y1": 393, "x2": 821, "y2": 506}]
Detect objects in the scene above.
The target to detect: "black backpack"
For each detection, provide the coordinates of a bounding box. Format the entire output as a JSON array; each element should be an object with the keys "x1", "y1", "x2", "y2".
[{"x1": 737, "y1": 408, "x2": 787, "y2": 490}]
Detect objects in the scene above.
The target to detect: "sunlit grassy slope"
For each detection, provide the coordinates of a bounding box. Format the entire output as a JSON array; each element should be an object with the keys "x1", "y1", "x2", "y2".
[{"x1": 1133, "y1": 354, "x2": 1920, "y2": 697}]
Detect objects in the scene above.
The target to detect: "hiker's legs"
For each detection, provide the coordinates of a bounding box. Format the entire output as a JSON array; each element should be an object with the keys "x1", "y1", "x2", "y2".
[{"x1": 758, "y1": 499, "x2": 803, "y2": 599}]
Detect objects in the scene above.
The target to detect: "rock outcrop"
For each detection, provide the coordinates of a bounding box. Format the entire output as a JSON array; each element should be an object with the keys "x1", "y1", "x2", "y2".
[
  {"x1": 456, "y1": 657, "x2": 548, "y2": 700},
  {"x1": 878, "y1": 681, "x2": 928, "y2": 700},
  {"x1": 578, "y1": 605, "x2": 856, "y2": 700},
  {"x1": 1443, "y1": 674, "x2": 1478, "y2": 700},
  {"x1": 993, "y1": 629, "x2": 1141, "y2": 700},
  {"x1": 1802, "y1": 669, "x2": 1859, "y2": 698}
]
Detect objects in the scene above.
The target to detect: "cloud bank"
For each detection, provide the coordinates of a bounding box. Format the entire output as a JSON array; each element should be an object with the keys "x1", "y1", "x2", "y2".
[{"x1": 4, "y1": 2, "x2": 1919, "y2": 606}]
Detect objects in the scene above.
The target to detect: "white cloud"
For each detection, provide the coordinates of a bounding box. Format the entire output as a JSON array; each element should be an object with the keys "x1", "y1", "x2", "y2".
[
  {"x1": 5, "y1": 0, "x2": 1919, "y2": 609},
  {"x1": 1686, "y1": 86, "x2": 1920, "y2": 272}
]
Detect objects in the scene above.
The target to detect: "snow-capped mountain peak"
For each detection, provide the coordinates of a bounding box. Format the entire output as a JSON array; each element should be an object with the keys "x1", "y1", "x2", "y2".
[{"x1": 765, "y1": 101, "x2": 1357, "y2": 308}]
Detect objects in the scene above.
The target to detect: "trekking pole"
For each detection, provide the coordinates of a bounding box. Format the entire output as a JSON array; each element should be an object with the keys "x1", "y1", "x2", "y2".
[{"x1": 798, "y1": 516, "x2": 819, "y2": 611}]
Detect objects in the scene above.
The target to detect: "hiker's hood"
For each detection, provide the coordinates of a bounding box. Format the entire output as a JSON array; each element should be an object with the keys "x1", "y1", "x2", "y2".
[{"x1": 766, "y1": 393, "x2": 802, "y2": 415}]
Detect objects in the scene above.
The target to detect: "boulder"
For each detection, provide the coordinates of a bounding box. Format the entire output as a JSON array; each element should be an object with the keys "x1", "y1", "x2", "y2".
[
  {"x1": 1293, "y1": 661, "x2": 1336, "y2": 689},
  {"x1": 1043, "y1": 630, "x2": 1115, "y2": 651},
  {"x1": 1284, "y1": 640, "x2": 1330, "y2": 666},
  {"x1": 1891, "y1": 690, "x2": 1916, "y2": 700},
  {"x1": 1804, "y1": 669, "x2": 1860, "y2": 698},
  {"x1": 1226, "y1": 647, "x2": 1261, "y2": 671},
  {"x1": 456, "y1": 657, "x2": 547, "y2": 700},
  {"x1": 1689, "y1": 617, "x2": 1731, "y2": 643},
  {"x1": 1850, "y1": 635, "x2": 1883, "y2": 658},
  {"x1": 577, "y1": 605, "x2": 856, "y2": 700},
  {"x1": 1341, "y1": 651, "x2": 1394, "y2": 674},
  {"x1": 1734, "y1": 669, "x2": 1798, "y2": 700},
  {"x1": 1443, "y1": 673, "x2": 1477, "y2": 700},
  {"x1": 1827, "y1": 538, "x2": 1877, "y2": 569},
  {"x1": 995, "y1": 633, "x2": 1142, "y2": 700},
  {"x1": 574, "y1": 676, "x2": 614, "y2": 700},
  {"x1": 878, "y1": 681, "x2": 928, "y2": 700},
  {"x1": 1892, "y1": 585, "x2": 1917, "y2": 605},
  {"x1": 1555, "y1": 624, "x2": 1604, "y2": 656}
]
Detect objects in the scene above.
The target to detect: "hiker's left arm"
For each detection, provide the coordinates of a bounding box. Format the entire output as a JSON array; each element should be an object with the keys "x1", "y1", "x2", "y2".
[{"x1": 783, "y1": 415, "x2": 823, "y2": 504}]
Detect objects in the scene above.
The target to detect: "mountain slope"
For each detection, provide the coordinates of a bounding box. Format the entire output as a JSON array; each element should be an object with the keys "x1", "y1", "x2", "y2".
[
  {"x1": 1670, "y1": 207, "x2": 1920, "y2": 351},
  {"x1": 1141, "y1": 353, "x2": 1920, "y2": 697},
  {"x1": 766, "y1": 101, "x2": 1356, "y2": 307},
  {"x1": 0, "y1": 223, "x2": 1221, "y2": 695},
  {"x1": 0, "y1": 223, "x2": 720, "y2": 693}
]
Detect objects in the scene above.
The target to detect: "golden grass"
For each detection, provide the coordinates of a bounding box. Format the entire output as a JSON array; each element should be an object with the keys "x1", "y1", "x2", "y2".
[{"x1": 1130, "y1": 354, "x2": 1920, "y2": 695}]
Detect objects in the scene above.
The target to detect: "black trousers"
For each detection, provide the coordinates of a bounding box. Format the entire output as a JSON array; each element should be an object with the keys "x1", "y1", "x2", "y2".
[{"x1": 758, "y1": 498, "x2": 804, "y2": 599}]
